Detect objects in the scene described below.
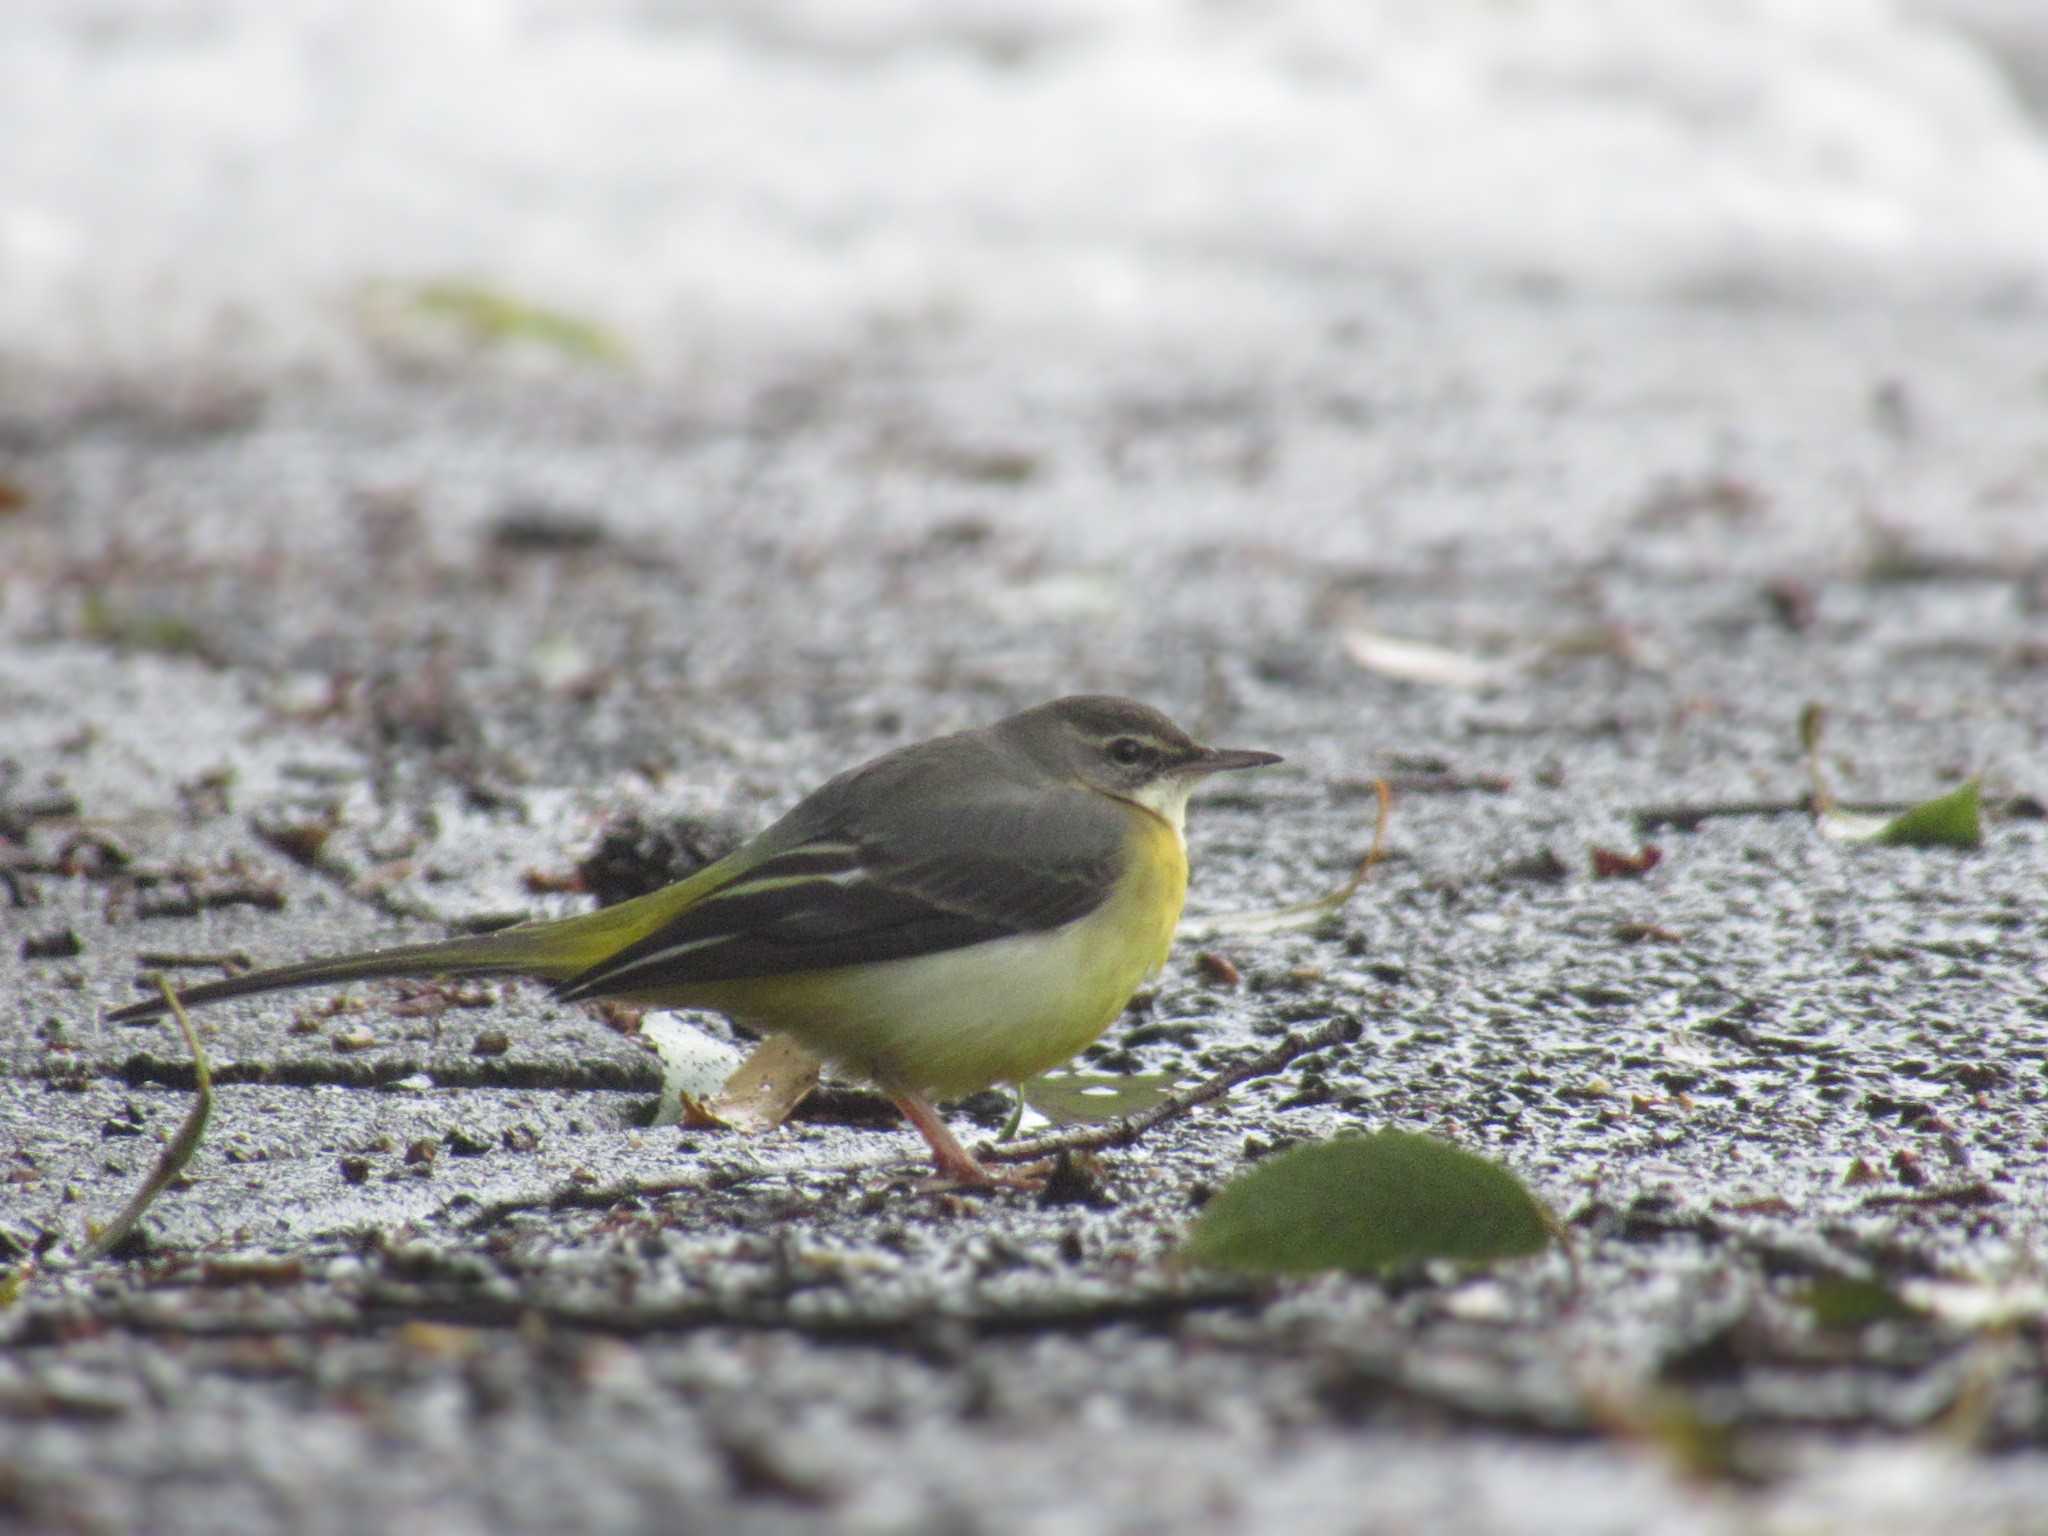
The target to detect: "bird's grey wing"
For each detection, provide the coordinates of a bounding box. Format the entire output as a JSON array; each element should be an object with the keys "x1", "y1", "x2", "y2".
[{"x1": 553, "y1": 781, "x2": 1127, "y2": 999}]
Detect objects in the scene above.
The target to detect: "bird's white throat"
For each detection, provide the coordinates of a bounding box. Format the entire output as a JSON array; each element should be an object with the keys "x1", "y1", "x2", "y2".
[{"x1": 1125, "y1": 776, "x2": 1196, "y2": 845}]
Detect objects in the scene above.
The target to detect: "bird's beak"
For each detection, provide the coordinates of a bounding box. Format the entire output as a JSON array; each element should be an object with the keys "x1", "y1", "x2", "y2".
[{"x1": 1187, "y1": 746, "x2": 1283, "y2": 775}]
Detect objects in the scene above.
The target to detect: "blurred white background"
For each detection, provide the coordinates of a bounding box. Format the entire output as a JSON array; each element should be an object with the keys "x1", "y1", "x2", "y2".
[{"x1": 3, "y1": 0, "x2": 2045, "y2": 374}]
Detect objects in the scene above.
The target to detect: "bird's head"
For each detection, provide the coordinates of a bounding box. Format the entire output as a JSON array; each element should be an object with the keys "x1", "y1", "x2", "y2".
[{"x1": 1000, "y1": 695, "x2": 1281, "y2": 833}]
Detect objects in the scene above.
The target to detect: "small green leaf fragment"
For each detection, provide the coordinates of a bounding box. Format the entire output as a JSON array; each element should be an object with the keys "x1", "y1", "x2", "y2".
[
  {"x1": 996, "y1": 1084, "x2": 1026, "y2": 1142},
  {"x1": 1590, "y1": 1385, "x2": 1764, "y2": 1487},
  {"x1": 1799, "y1": 1276, "x2": 1921, "y2": 1330},
  {"x1": 415, "y1": 282, "x2": 623, "y2": 360},
  {"x1": 79, "y1": 593, "x2": 213, "y2": 659},
  {"x1": 1022, "y1": 1071, "x2": 1180, "y2": 1127},
  {"x1": 1874, "y1": 779, "x2": 1981, "y2": 849},
  {"x1": 1177, "y1": 1129, "x2": 1554, "y2": 1277},
  {"x1": 375, "y1": 279, "x2": 627, "y2": 363}
]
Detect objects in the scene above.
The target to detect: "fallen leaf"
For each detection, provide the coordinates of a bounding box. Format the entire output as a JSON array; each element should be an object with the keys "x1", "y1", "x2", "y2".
[
  {"x1": 1176, "y1": 1129, "x2": 1556, "y2": 1277},
  {"x1": 1591, "y1": 844, "x2": 1662, "y2": 879},
  {"x1": 1613, "y1": 921, "x2": 1683, "y2": 944},
  {"x1": 1342, "y1": 628, "x2": 1524, "y2": 691},
  {"x1": 1869, "y1": 780, "x2": 1982, "y2": 849},
  {"x1": 641, "y1": 1013, "x2": 745, "y2": 1128},
  {"x1": 1801, "y1": 705, "x2": 1983, "y2": 849},
  {"x1": 1799, "y1": 1277, "x2": 1921, "y2": 1330},
  {"x1": 698, "y1": 1034, "x2": 822, "y2": 1134}
]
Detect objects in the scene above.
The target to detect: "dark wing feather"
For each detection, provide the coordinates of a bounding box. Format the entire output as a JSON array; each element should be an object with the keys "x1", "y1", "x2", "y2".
[{"x1": 554, "y1": 758, "x2": 1127, "y2": 1000}]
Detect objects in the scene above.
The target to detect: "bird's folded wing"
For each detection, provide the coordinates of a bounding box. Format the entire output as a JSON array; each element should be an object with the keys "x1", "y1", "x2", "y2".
[{"x1": 553, "y1": 786, "x2": 1128, "y2": 999}]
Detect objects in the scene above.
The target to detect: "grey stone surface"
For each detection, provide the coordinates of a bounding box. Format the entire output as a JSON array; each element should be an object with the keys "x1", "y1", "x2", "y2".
[{"x1": 4, "y1": 287, "x2": 2048, "y2": 1533}]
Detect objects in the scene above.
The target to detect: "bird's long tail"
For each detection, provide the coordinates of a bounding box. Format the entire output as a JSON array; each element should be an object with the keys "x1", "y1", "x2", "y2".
[
  {"x1": 102, "y1": 872, "x2": 718, "y2": 1024},
  {"x1": 104, "y1": 934, "x2": 538, "y2": 1023}
]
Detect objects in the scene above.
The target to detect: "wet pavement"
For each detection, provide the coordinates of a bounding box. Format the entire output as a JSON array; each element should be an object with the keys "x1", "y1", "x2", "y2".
[{"x1": 4, "y1": 287, "x2": 2048, "y2": 1533}]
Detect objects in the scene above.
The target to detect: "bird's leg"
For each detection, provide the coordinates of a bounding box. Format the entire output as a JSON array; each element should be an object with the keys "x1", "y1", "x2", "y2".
[
  {"x1": 889, "y1": 1091, "x2": 991, "y2": 1182},
  {"x1": 889, "y1": 1091, "x2": 1040, "y2": 1189}
]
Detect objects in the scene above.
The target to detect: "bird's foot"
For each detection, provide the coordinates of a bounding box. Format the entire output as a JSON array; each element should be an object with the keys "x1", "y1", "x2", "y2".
[{"x1": 891, "y1": 1092, "x2": 1040, "y2": 1190}]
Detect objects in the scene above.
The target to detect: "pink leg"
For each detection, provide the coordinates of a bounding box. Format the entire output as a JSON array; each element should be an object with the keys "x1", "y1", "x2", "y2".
[{"x1": 889, "y1": 1092, "x2": 996, "y2": 1183}]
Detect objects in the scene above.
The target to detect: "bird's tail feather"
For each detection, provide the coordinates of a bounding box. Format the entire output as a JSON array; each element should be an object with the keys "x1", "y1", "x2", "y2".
[
  {"x1": 102, "y1": 869, "x2": 725, "y2": 1024},
  {"x1": 104, "y1": 933, "x2": 549, "y2": 1024}
]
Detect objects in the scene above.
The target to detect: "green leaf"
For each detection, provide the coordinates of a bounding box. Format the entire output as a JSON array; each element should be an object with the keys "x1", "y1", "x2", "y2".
[
  {"x1": 1873, "y1": 779, "x2": 1982, "y2": 849},
  {"x1": 1817, "y1": 781, "x2": 1983, "y2": 848},
  {"x1": 416, "y1": 282, "x2": 623, "y2": 360},
  {"x1": 1021, "y1": 1071, "x2": 1180, "y2": 1126},
  {"x1": 1802, "y1": 705, "x2": 1982, "y2": 849},
  {"x1": 1177, "y1": 1130, "x2": 1555, "y2": 1277},
  {"x1": 996, "y1": 1084, "x2": 1026, "y2": 1142},
  {"x1": 373, "y1": 279, "x2": 627, "y2": 363},
  {"x1": 1798, "y1": 1276, "x2": 1921, "y2": 1330}
]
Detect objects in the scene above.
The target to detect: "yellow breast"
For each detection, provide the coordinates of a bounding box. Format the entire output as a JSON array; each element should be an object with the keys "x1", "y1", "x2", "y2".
[{"x1": 694, "y1": 801, "x2": 1190, "y2": 1099}]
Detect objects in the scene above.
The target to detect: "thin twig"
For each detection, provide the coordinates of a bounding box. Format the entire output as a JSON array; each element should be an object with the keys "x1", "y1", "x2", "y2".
[
  {"x1": 1630, "y1": 798, "x2": 1814, "y2": 832},
  {"x1": 981, "y1": 1015, "x2": 1361, "y2": 1167},
  {"x1": 459, "y1": 1167, "x2": 775, "y2": 1231},
  {"x1": 1185, "y1": 781, "x2": 1391, "y2": 939},
  {"x1": 76, "y1": 977, "x2": 214, "y2": 1263},
  {"x1": 132, "y1": 949, "x2": 254, "y2": 972},
  {"x1": 1800, "y1": 702, "x2": 1834, "y2": 817}
]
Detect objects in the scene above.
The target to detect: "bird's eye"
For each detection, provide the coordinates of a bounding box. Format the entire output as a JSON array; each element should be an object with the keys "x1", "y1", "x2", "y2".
[{"x1": 1107, "y1": 736, "x2": 1149, "y2": 767}]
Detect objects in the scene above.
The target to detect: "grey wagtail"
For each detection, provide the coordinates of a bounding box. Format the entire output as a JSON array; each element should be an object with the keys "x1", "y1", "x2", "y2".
[{"x1": 105, "y1": 695, "x2": 1280, "y2": 1183}]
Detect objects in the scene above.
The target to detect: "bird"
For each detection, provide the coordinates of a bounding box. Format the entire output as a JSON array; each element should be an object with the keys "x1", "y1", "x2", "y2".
[{"x1": 106, "y1": 695, "x2": 1281, "y2": 1183}]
